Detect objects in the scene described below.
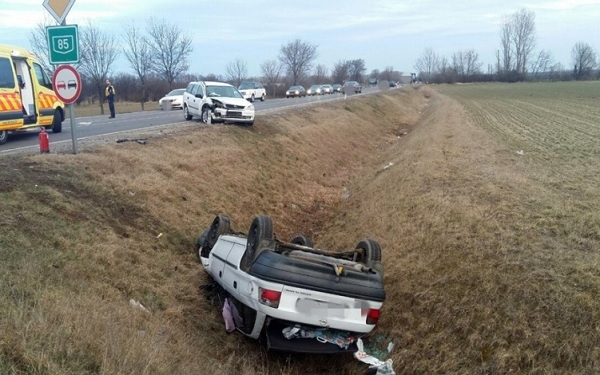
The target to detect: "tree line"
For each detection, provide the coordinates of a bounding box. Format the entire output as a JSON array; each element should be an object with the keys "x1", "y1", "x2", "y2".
[
  {"x1": 414, "y1": 9, "x2": 599, "y2": 84},
  {"x1": 28, "y1": 17, "x2": 381, "y2": 112},
  {"x1": 28, "y1": 9, "x2": 599, "y2": 112}
]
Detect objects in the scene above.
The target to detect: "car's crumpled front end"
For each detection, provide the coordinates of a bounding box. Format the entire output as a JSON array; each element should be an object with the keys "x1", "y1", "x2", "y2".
[{"x1": 210, "y1": 98, "x2": 255, "y2": 124}]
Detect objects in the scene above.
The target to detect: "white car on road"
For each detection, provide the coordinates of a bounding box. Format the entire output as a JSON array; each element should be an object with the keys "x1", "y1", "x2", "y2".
[
  {"x1": 158, "y1": 88, "x2": 185, "y2": 110},
  {"x1": 238, "y1": 81, "x2": 266, "y2": 102},
  {"x1": 183, "y1": 81, "x2": 255, "y2": 126},
  {"x1": 196, "y1": 214, "x2": 385, "y2": 353}
]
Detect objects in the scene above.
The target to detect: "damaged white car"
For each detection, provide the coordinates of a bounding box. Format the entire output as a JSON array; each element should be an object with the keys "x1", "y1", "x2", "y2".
[
  {"x1": 196, "y1": 214, "x2": 386, "y2": 353},
  {"x1": 183, "y1": 81, "x2": 255, "y2": 126}
]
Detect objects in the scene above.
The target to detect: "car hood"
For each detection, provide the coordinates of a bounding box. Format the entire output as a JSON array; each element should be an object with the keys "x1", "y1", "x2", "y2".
[{"x1": 210, "y1": 97, "x2": 251, "y2": 107}]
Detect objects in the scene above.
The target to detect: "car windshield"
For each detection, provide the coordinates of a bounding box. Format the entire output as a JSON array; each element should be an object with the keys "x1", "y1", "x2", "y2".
[
  {"x1": 289, "y1": 86, "x2": 301, "y2": 90},
  {"x1": 206, "y1": 85, "x2": 243, "y2": 99},
  {"x1": 238, "y1": 82, "x2": 254, "y2": 90},
  {"x1": 310, "y1": 85, "x2": 320, "y2": 89},
  {"x1": 167, "y1": 89, "x2": 185, "y2": 96}
]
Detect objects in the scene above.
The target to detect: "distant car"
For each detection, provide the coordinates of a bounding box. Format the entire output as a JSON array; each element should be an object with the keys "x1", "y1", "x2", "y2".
[
  {"x1": 159, "y1": 88, "x2": 186, "y2": 110},
  {"x1": 332, "y1": 84, "x2": 342, "y2": 93},
  {"x1": 342, "y1": 81, "x2": 362, "y2": 94},
  {"x1": 238, "y1": 81, "x2": 266, "y2": 102},
  {"x1": 321, "y1": 84, "x2": 334, "y2": 94},
  {"x1": 286, "y1": 85, "x2": 306, "y2": 98},
  {"x1": 307, "y1": 84, "x2": 323, "y2": 96},
  {"x1": 389, "y1": 81, "x2": 398, "y2": 88},
  {"x1": 183, "y1": 81, "x2": 255, "y2": 126}
]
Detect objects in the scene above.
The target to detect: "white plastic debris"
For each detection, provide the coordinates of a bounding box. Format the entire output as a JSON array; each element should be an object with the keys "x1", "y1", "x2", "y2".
[
  {"x1": 516, "y1": 150, "x2": 524, "y2": 155},
  {"x1": 382, "y1": 162, "x2": 394, "y2": 170},
  {"x1": 354, "y1": 339, "x2": 396, "y2": 374},
  {"x1": 129, "y1": 299, "x2": 150, "y2": 313}
]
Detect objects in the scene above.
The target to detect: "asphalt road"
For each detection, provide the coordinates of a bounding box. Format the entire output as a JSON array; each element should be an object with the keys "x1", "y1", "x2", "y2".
[{"x1": 1, "y1": 86, "x2": 387, "y2": 155}]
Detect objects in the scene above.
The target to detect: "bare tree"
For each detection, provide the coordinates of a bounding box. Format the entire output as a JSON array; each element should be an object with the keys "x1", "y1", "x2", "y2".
[
  {"x1": 279, "y1": 39, "x2": 318, "y2": 85},
  {"x1": 225, "y1": 58, "x2": 248, "y2": 87},
  {"x1": 572, "y1": 42, "x2": 597, "y2": 80},
  {"x1": 312, "y1": 64, "x2": 329, "y2": 83},
  {"x1": 260, "y1": 60, "x2": 283, "y2": 97},
  {"x1": 78, "y1": 21, "x2": 119, "y2": 114},
  {"x1": 529, "y1": 49, "x2": 553, "y2": 79},
  {"x1": 499, "y1": 20, "x2": 513, "y2": 74},
  {"x1": 331, "y1": 60, "x2": 350, "y2": 84},
  {"x1": 414, "y1": 48, "x2": 439, "y2": 83},
  {"x1": 512, "y1": 9, "x2": 536, "y2": 76},
  {"x1": 123, "y1": 24, "x2": 152, "y2": 110},
  {"x1": 28, "y1": 16, "x2": 57, "y2": 75},
  {"x1": 452, "y1": 49, "x2": 482, "y2": 80},
  {"x1": 348, "y1": 59, "x2": 366, "y2": 82},
  {"x1": 146, "y1": 17, "x2": 193, "y2": 90},
  {"x1": 499, "y1": 9, "x2": 536, "y2": 80}
]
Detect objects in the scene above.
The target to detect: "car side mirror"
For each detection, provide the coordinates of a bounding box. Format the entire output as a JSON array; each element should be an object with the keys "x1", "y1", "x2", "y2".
[{"x1": 195, "y1": 93, "x2": 203, "y2": 99}]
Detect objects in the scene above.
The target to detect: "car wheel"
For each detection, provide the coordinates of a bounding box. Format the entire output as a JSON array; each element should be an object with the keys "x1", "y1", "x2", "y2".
[
  {"x1": 251, "y1": 94, "x2": 255, "y2": 102},
  {"x1": 195, "y1": 228, "x2": 210, "y2": 262},
  {"x1": 184, "y1": 105, "x2": 192, "y2": 120},
  {"x1": 0, "y1": 130, "x2": 7, "y2": 145},
  {"x1": 241, "y1": 215, "x2": 274, "y2": 271},
  {"x1": 355, "y1": 239, "x2": 381, "y2": 265},
  {"x1": 51, "y1": 109, "x2": 62, "y2": 133},
  {"x1": 201, "y1": 106, "x2": 210, "y2": 124},
  {"x1": 201, "y1": 214, "x2": 231, "y2": 259},
  {"x1": 260, "y1": 94, "x2": 265, "y2": 102},
  {"x1": 290, "y1": 235, "x2": 313, "y2": 248}
]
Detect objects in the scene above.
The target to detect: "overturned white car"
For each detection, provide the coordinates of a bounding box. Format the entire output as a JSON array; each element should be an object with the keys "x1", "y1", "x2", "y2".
[{"x1": 196, "y1": 214, "x2": 386, "y2": 353}]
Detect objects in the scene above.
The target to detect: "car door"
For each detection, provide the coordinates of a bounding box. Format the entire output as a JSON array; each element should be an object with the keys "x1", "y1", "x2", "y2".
[
  {"x1": 0, "y1": 56, "x2": 23, "y2": 128},
  {"x1": 188, "y1": 83, "x2": 203, "y2": 115}
]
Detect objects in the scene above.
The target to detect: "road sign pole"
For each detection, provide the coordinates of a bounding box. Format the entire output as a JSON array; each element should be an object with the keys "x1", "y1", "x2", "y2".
[{"x1": 62, "y1": 18, "x2": 78, "y2": 154}]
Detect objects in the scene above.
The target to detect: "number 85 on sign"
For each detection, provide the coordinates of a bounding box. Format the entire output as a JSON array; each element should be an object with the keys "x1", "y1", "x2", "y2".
[{"x1": 46, "y1": 25, "x2": 80, "y2": 64}]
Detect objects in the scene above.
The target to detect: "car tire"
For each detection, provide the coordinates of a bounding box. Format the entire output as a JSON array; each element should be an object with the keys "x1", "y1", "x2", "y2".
[
  {"x1": 202, "y1": 214, "x2": 231, "y2": 259},
  {"x1": 51, "y1": 109, "x2": 62, "y2": 133},
  {"x1": 260, "y1": 94, "x2": 265, "y2": 102},
  {"x1": 290, "y1": 235, "x2": 313, "y2": 248},
  {"x1": 0, "y1": 130, "x2": 7, "y2": 145},
  {"x1": 251, "y1": 94, "x2": 255, "y2": 102},
  {"x1": 184, "y1": 105, "x2": 192, "y2": 121},
  {"x1": 195, "y1": 228, "x2": 210, "y2": 262},
  {"x1": 241, "y1": 215, "x2": 274, "y2": 271},
  {"x1": 355, "y1": 239, "x2": 382, "y2": 265},
  {"x1": 201, "y1": 106, "x2": 210, "y2": 124}
]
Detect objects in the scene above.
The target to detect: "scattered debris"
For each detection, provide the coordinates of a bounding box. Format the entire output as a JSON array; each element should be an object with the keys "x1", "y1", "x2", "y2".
[
  {"x1": 116, "y1": 138, "x2": 147, "y2": 145},
  {"x1": 516, "y1": 150, "x2": 524, "y2": 155},
  {"x1": 129, "y1": 299, "x2": 150, "y2": 313},
  {"x1": 354, "y1": 338, "x2": 395, "y2": 374},
  {"x1": 156, "y1": 233, "x2": 163, "y2": 239}
]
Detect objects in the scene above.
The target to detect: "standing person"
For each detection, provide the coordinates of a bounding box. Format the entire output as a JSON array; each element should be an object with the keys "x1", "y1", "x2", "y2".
[{"x1": 105, "y1": 79, "x2": 116, "y2": 118}]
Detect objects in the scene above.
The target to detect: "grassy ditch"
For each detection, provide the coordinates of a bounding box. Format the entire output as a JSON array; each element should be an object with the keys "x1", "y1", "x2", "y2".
[{"x1": 1, "y1": 82, "x2": 599, "y2": 374}]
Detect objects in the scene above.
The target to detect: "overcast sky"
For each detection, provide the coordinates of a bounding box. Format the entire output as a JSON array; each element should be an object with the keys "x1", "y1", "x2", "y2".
[{"x1": 2, "y1": 0, "x2": 599, "y2": 78}]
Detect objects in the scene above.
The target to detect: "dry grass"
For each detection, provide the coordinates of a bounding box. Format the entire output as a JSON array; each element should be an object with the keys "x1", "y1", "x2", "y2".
[
  {"x1": 66, "y1": 101, "x2": 156, "y2": 117},
  {"x1": 1, "y1": 82, "x2": 599, "y2": 374}
]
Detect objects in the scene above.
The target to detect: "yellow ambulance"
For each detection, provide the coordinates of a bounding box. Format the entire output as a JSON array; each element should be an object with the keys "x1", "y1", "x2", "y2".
[{"x1": 0, "y1": 44, "x2": 64, "y2": 145}]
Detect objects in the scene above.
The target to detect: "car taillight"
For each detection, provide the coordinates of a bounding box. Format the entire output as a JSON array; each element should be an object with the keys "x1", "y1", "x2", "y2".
[
  {"x1": 259, "y1": 287, "x2": 281, "y2": 309},
  {"x1": 366, "y1": 309, "x2": 380, "y2": 325}
]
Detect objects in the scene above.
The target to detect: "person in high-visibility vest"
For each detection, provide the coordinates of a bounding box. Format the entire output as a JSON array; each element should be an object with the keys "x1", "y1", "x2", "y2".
[{"x1": 105, "y1": 79, "x2": 116, "y2": 118}]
